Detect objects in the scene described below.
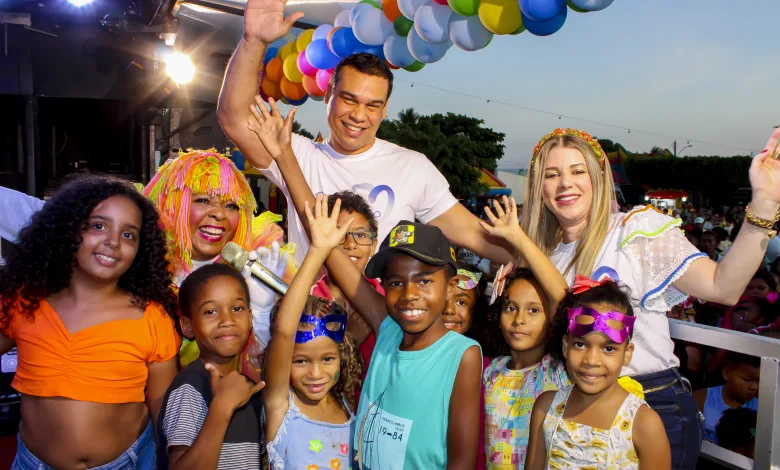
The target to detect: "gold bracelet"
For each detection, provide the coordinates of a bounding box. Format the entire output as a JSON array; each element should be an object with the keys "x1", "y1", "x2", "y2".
[{"x1": 745, "y1": 203, "x2": 779, "y2": 238}]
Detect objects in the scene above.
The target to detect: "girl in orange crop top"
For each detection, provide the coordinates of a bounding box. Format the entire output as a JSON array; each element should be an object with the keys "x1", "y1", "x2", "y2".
[{"x1": 0, "y1": 176, "x2": 181, "y2": 470}]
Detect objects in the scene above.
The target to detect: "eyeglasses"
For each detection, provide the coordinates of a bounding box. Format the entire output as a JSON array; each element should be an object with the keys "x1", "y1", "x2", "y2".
[{"x1": 341, "y1": 231, "x2": 376, "y2": 246}]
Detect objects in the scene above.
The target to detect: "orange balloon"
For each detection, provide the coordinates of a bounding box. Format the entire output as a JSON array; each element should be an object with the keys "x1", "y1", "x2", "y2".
[
  {"x1": 265, "y1": 58, "x2": 283, "y2": 83},
  {"x1": 280, "y1": 76, "x2": 307, "y2": 101},
  {"x1": 302, "y1": 75, "x2": 326, "y2": 97},
  {"x1": 261, "y1": 77, "x2": 282, "y2": 101},
  {"x1": 382, "y1": 0, "x2": 402, "y2": 22}
]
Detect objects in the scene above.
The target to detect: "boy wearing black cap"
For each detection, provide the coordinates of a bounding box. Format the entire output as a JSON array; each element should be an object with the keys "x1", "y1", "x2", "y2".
[{"x1": 350, "y1": 218, "x2": 483, "y2": 470}]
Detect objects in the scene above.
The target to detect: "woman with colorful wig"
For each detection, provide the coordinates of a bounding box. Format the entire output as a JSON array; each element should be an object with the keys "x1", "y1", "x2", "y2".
[
  {"x1": 520, "y1": 127, "x2": 780, "y2": 469},
  {"x1": 144, "y1": 149, "x2": 294, "y2": 379}
]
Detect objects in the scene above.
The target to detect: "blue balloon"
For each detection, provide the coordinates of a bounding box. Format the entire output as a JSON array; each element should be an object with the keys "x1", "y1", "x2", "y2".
[
  {"x1": 306, "y1": 39, "x2": 342, "y2": 70},
  {"x1": 519, "y1": 0, "x2": 565, "y2": 22},
  {"x1": 312, "y1": 24, "x2": 333, "y2": 42},
  {"x1": 330, "y1": 27, "x2": 360, "y2": 58},
  {"x1": 355, "y1": 41, "x2": 385, "y2": 60},
  {"x1": 569, "y1": 0, "x2": 613, "y2": 11},
  {"x1": 286, "y1": 95, "x2": 309, "y2": 106},
  {"x1": 264, "y1": 47, "x2": 278, "y2": 65},
  {"x1": 522, "y1": 4, "x2": 567, "y2": 36}
]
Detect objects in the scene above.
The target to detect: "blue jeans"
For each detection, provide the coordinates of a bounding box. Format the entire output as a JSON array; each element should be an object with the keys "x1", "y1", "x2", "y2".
[
  {"x1": 635, "y1": 368, "x2": 703, "y2": 470},
  {"x1": 12, "y1": 421, "x2": 155, "y2": 470}
]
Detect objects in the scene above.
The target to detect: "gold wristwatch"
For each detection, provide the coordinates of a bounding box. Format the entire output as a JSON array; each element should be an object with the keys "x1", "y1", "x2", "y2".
[{"x1": 745, "y1": 204, "x2": 779, "y2": 238}]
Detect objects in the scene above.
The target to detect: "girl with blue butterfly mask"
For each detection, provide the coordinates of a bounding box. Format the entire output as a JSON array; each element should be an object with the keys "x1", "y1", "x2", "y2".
[{"x1": 263, "y1": 196, "x2": 364, "y2": 470}]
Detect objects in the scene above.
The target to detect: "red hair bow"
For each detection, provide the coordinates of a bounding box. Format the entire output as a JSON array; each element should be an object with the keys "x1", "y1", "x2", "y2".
[{"x1": 572, "y1": 275, "x2": 612, "y2": 295}]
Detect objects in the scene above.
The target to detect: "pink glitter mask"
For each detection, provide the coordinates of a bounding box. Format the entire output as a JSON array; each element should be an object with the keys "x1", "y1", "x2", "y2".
[{"x1": 567, "y1": 307, "x2": 636, "y2": 344}]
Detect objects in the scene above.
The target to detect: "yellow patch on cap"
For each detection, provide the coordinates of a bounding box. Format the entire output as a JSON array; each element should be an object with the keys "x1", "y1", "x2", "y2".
[{"x1": 390, "y1": 225, "x2": 415, "y2": 247}]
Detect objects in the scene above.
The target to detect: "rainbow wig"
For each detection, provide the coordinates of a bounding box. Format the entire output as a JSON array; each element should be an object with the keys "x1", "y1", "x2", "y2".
[{"x1": 144, "y1": 149, "x2": 257, "y2": 275}]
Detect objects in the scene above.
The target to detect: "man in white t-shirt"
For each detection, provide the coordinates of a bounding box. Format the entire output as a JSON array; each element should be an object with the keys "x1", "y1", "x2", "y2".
[{"x1": 217, "y1": 0, "x2": 511, "y2": 265}]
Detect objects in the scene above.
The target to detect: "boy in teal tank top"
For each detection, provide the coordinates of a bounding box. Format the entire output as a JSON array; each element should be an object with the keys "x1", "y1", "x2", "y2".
[{"x1": 339, "y1": 221, "x2": 483, "y2": 469}]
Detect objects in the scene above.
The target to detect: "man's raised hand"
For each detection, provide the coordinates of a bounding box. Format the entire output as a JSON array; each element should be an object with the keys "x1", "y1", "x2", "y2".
[{"x1": 243, "y1": 0, "x2": 304, "y2": 45}]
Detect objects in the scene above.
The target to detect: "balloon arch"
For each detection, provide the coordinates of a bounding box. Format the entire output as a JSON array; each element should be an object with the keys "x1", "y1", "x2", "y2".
[{"x1": 259, "y1": 0, "x2": 615, "y2": 105}]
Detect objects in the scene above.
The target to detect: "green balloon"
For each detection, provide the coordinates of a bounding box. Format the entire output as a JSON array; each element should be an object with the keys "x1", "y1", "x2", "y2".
[
  {"x1": 403, "y1": 61, "x2": 425, "y2": 72},
  {"x1": 566, "y1": 0, "x2": 588, "y2": 13},
  {"x1": 509, "y1": 24, "x2": 526, "y2": 35},
  {"x1": 360, "y1": 0, "x2": 382, "y2": 8},
  {"x1": 394, "y1": 16, "x2": 414, "y2": 37},
  {"x1": 448, "y1": 0, "x2": 479, "y2": 17}
]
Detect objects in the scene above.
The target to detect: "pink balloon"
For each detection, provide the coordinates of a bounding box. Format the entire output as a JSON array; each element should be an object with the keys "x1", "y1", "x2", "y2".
[
  {"x1": 433, "y1": 0, "x2": 449, "y2": 5},
  {"x1": 316, "y1": 68, "x2": 334, "y2": 93},
  {"x1": 297, "y1": 51, "x2": 318, "y2": 77}
]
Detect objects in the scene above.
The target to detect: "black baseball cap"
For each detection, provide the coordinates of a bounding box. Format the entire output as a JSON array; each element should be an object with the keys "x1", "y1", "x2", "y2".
[{"x1": 365, "y1": 220, "x2": 457, "y2": 279}]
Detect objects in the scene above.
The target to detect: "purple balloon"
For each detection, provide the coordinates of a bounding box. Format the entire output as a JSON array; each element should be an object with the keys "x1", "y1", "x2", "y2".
[
  {"x1": 316, "y1": 68, "x2": 334, "y2": 93},
  {"x1": 522, "y1": 4, "x2": 567, "y2": 36},
  {"x1": 297, "y1": 51, "x2": 318, "y2": 77},
  {"x1": 519, "y1": 0, "x2": 565, "y2": 22},
  {"x1": 306, "y1": 39, "x2": 341, "y2": 70}
]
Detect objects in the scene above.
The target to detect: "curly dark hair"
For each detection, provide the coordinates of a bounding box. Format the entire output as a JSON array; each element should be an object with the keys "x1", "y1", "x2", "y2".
[
  {"x1": 0, "y1": 176, "x2": 178, "y2": 332},
  {"x1": 548, "y1": 281, "x2": 634, "y2": 364},
  {"x1": 327, "y1": 191, "x2": 379, "y2": 234},
  {"x1": 268, "y1": 295, "x2": 364, "y2": 412}
]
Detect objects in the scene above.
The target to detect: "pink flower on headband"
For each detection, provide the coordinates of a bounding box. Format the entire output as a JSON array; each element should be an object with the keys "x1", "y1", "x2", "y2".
[
  {"x1": 572, "y1": 274, "x2": 613, "y2": 295},
  {"x1": 767, "y1": 292, "x2": 779, "y2": 304}
]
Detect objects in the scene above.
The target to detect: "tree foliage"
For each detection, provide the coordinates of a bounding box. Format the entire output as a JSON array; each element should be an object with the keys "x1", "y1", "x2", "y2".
[
  {"x1": 377, "y1": 108, "x2": 505, "y2": 199},
  {"x1": 293, "y1": 121, "x2": 315, "y2": 140},
  {"x1": 624, "y1": 155, "x2": 752, "y2": 196}
]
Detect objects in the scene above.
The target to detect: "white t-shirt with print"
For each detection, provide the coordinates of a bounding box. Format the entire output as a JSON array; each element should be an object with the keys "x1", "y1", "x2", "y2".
[
  {"x1": 261, "y1": 134, "x2": 458, "y2": 264},
  {"x1": 550, "y1": 206, "x2": 707, "y2": 376}
]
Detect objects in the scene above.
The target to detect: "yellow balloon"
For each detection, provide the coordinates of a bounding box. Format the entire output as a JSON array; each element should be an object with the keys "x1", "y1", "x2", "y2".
[
  {"x1": 296, "y1": 29, "x2": 315, "y2": 52},
  {"x1": 283, "y1": 53, "x2": 304, "y2": 83},
  {"x1": 278, "y1": 42, "x2": 289, "y2": 60},
  {"x1": 478, "y1": 0, "x2": 522, "y2": 35}
]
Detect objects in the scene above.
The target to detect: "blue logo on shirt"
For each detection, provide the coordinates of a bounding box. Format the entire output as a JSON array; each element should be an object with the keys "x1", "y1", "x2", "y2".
[{"x1": 352, "y1": 184, "x2": 395, "y2": 220}]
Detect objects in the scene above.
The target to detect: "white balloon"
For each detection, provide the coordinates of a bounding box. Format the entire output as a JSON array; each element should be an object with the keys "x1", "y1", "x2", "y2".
[
  {"x1": 353, "y1": 7, "x2": 394, "y2": 46},
  {"x1": 383, "y1": 32, "x2": 415, "y2": 68},
  {"x1": 407, "y1": 27, "x2": 451, "y2": 63},
  {"x1": 414, "y1": 1, "x2": 452, "y2": 44},
  {"x1": 398, "y1": 0, "x2": 426, "y2": 21},
  {"x1": 449, "y1": 13, "x2": 492, "y2": 51},
  {"x1": 349, "y1": 3, "x2": 374, "y2": 25},
  {"x1": 334, "y1": 9, "x2": 352, "y2": 27}
]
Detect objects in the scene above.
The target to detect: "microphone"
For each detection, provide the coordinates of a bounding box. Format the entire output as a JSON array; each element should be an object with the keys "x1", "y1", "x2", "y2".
[{"x1": 221, "y1": 242, "x2": 289, "y2": 295}]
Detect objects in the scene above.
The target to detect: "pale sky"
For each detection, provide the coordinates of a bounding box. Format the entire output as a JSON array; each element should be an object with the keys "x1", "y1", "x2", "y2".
[{"x1": 286, "y1": 0, "x2": 779, "y2": 169}]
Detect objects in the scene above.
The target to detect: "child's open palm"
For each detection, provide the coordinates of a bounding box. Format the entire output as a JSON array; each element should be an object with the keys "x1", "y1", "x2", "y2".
[
  {"x1": 305, "y1": 194, "x2": 354, "y2": 252},
  {"x1": 248, "y1": 96, "x2": 295, "y2": 159},
  {"x1": 481, "y1": 196, "x2": 524, "y2": 245}
]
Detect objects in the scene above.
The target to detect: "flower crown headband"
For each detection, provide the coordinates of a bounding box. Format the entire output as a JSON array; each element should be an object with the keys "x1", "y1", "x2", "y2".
[{"x1": 530, "y1": 128, "x2": 607, "y2": 171}]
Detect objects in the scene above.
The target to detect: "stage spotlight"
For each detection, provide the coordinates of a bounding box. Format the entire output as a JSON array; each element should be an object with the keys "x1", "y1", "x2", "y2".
[
  {"x1": 69, "y1": 0, "x2": 94, "y2": 6},
  {"x1": 165, "y1": 52, "x2": 195, "y2": 85}
]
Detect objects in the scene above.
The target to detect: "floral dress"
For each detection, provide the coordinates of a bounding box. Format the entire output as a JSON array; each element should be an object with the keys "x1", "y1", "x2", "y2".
[{"x1": 542, "y1": 385, "x2": 643, "y2": 469}]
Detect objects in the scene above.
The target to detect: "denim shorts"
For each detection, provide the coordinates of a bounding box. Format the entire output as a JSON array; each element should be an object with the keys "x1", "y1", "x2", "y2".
[
  {"x1": 634, "y1": 367, "x2": 704, "y2": 470},
  {"x1": 11, "y1": 421, "x2": 156, "y2": 470}
]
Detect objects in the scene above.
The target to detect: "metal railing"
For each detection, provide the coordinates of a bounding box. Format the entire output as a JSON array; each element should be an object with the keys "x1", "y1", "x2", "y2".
[{"x1": 668, "y1": 319, "x2": 780, "y2": 470}]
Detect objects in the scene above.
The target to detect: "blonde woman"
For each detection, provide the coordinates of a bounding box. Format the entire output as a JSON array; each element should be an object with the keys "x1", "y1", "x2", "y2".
[{"x1": 521, "y1": 127, "x2": 780, "y2": 469}]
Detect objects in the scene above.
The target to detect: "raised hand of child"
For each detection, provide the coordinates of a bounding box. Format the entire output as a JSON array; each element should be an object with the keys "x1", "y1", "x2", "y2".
[
  {"x1": 248, "y1": 96, "x2": 295, "y2": 159},
  {"x1": 304, "y1": 194, "x2": 354, "y2": 252},
  {"x1": 206, "y1": 363, "x2": 265, "y2": 414},
  {"x1": 481, "y1": 196, "x2": 524, "y2": 245}
]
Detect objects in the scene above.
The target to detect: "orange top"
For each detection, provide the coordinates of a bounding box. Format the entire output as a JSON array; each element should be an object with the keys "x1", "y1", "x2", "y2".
[{"x1": 5, "y1": 300, "x2": 181, "y2": 403}]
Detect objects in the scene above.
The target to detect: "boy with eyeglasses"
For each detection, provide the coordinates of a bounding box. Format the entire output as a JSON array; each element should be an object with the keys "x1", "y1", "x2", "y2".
[{"x1": 310, "y1": 191, "x2": 383, "y2": 397}]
